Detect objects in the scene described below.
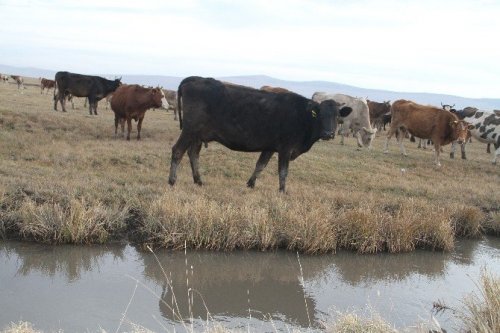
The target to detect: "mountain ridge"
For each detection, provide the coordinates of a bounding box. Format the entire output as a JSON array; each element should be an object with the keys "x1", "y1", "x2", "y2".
[{"x1": 1, "y1": 64, "x2": 498, "y2": 109}]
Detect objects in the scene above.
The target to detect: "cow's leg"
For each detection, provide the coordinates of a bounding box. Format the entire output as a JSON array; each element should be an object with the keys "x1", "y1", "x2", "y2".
[
  {"x1": 247, "y1": 151, "x2": 274, "y2": 188},
  {"x1": 353, "y1": 130, "x2": 363, "y2": 148},
  {"x1": 174, "y1": 108, "x2": 178, "y2": 121},
  {"x1": 450, "y1": 141, "x2": 456, "y2": 159},
  {"x1": 487, "y1": 143, "x2": 491, "y2": 154},
  {"x1": 277, "y1": 151, "x2": 291, "y2": 193},
  {"x1": 396, "y1": 130, "x2": 407, "y2": 156},
  {"x1": 384, "y1": 126, "x2": 397, "y2": 153},
  {"x1": 90, "y1": 99, "x2": 98, "y2": 115},
  {"x1": 114, "y1": 116, "x2": 119, "y2": 137},
  {"x1": 461, "y1": 143, "x2": 467, "y2": 160},
  {"x1": 137, "y1": 116, "x2": 144, "y2": 140},
  {"x1": 120, "y1": 119, "x2": 125, "y2": 138},
  {"x1": 492, "y1": 143, "x2": 499, "y2": 165},
  {"x1": 168, "y1": 132, "x2": 192, "y2": 186},
  {"x1": 54, "y1": 93, "x2": 59, "y2": 111},
  {"x1": 61, "y1": 95, "x2": 67, "y2": 112},
  {"x1": 434, "y1": 143, "x2": 442, "y2": 167},
  {"x1": 187, "y1": 140, "x2": 203, "y2": 185},
  {"x1": 126, "y1": 118, "x2": 132, "y2": 141}
]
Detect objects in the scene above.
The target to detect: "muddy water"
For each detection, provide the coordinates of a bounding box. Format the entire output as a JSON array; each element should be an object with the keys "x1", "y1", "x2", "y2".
[{"x1": 0, "y1": 238, "x2": 499, "y2": 332}]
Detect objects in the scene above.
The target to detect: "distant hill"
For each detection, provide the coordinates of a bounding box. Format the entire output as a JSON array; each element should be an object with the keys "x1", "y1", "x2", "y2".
[{"x1": 2, "y1": 64, "x2": 499, "y2": 110}]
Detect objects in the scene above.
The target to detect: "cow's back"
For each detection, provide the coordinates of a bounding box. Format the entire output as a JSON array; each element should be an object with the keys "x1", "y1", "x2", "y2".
[
  {"x1": 391, "y1": 100, "x2": 457, "y2": 143},
  {"x1": 179, "y1": 77, "x2": 314, "y2": 152}
]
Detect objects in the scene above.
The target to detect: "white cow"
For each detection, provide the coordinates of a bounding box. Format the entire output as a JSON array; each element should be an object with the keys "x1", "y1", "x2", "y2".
[
  {"x1": 312, "y1": 92, "x2": 377, "y2": 148},
  {"x1": 451, "y1": 109, "x2": 500, "y2": 164}
]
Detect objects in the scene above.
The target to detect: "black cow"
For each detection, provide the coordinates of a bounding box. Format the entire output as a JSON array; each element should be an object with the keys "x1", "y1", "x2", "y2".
[
  {"x1": 168, "y1": 76, "x2": 352, "y2": 192},
  {"x1": 53, "y1": 71, "x2": 121, "y2": 115}
]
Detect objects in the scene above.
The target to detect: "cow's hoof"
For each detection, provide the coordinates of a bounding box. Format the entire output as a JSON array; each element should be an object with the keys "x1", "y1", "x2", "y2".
[
  {"x1": 450, "y1": 154, "x2": 455, "y2": 159},
  {"x1": 194, "y1": 180, "x2": 203, "y2": 186},
  {"x1": 168, "y1": 178, "x2": 176, "y2": 186},
  {"x1": 246, "y1": 180, "x2": 255, "y2": 188}
]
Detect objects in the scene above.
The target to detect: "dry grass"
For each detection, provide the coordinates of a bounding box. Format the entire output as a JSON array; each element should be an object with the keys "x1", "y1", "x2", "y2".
[
  {"x1": 459, "y1": 271, "x2": 500, "y2": 333},
  {"x1": 0, "y1": 78, "x2": 499, "y2": 252}
]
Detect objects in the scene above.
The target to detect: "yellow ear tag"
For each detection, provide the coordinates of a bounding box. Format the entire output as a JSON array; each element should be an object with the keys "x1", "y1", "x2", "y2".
[{"x1": 311, "y1": 110, "x2": 317, "y2": 118}]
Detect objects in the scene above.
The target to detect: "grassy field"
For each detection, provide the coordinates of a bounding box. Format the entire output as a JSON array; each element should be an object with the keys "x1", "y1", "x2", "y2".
[{"x1": 0, "y1": 77, "x2": 498, "y2": 253}]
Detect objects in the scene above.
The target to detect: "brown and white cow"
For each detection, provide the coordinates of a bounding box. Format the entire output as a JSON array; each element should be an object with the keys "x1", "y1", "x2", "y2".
[
  {"x1": 367, "y1": 99, "x2": 391, "y2": 131},
  {"x1": 384, "y1": 99, "x2": 473, "y2": 166},
  {"x1": 110, "y1": 84, "x2": 168, "y2": 140},
  {"x1": 10, "y1": 75, "x2": 24, "y2": 90},
  {"x1": 40, "y1": 78, "x2": 56, "y2": 94},
  {"x1": 312, "y1": 92, "x2": 377, "y2": 148}
]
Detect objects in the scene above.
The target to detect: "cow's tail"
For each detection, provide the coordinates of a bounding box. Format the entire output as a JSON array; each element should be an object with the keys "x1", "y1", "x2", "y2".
[{"x1": 177, "y1": 86, "x2": 183, "y2": 130}]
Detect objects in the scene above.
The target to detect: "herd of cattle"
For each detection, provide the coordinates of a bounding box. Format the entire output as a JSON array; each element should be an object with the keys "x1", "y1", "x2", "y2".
[{"x1": 1, "y1": 72, "x2": 499, "y2": 192}]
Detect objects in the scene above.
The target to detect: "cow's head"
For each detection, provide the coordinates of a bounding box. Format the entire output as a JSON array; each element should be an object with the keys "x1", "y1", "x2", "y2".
[
  {"x1": 441, "y1": 102, "x2": 456, "y2": 112},
  {"x1": 360, "y1": 127, "x2": 377, "y2": 148},
  {"x1": 316, "y1": 101, "x2": 354, "y2": 140},
  {"x1": 451, "y1": 120, "x2": 474, "y2": 144},
  {"x1": 149, "y1": 86, "x2": 167, "y2": 109}
]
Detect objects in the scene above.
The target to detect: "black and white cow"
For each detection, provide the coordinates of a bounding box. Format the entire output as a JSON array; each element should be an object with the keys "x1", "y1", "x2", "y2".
[{"x1": 451, "y1": 108, "x2": 500, "y2": 164}]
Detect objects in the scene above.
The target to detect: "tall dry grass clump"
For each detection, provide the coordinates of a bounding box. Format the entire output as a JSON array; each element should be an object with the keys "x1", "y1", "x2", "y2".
[
  {"x1": 450, "y1": 205, "x2": 484, "y2": 238},
  {"x1": 134, "y1": 189, "x2": 340, "y2": 254},
  {"x1": 1, "y1": 322, "x2": 40, "y2": 333},
  {"x1": 13, "y1": 198, "x2": 128, "y2": 244},
  {"x1": 458, "y1": 270, "x2": 500, "y2": 333},
  {"x1": 322, "y1": 312, "x2": 399, "y2": 333}
]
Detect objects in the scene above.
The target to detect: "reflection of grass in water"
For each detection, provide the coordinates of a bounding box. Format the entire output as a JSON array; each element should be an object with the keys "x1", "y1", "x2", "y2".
[
  {"x1": 2, "y1": 271, "x2": 498, "y2": 332},
  {"x1": 3, "y1": 242, "x2": 125, "y2": 282}
]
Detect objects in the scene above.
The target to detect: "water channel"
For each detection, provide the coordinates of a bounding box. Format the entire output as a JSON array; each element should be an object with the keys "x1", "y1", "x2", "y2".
[{"x1": 0, "y1": 238, "x2": 499, "y2": 332}]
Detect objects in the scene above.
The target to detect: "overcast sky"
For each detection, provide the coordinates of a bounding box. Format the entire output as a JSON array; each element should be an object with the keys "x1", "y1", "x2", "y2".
[{"x1": 1, "y1": 0, "x2": 499, "y2": 98}]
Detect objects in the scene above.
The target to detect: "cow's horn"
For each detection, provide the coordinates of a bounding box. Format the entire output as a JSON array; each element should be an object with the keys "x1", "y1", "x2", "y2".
[{"x1": 363, "y1": 127, "x2": 375, "y2": 134}]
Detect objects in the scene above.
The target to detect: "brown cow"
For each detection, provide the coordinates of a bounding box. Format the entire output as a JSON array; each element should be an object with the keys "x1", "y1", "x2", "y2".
[
  {"x1": 367, "y1": 100, "x2": 391, "y2": 131},
  {"x1": 384, "y1": 99, "x2": 473, "y2": 166},
  {"x1": 40, "y1": 78, "x2": 55, "y2": 94},
  {"x1": 260, "y1": 85, "x2": 291, "y2": 93},
  {"x1": 110, "y1": 84, "x2": 168, "y2": 140}
]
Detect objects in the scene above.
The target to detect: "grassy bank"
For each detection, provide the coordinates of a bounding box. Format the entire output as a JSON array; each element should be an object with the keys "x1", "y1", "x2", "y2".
[{"x1": 0, "y1": 79, "x2": 499, "y2": 253}]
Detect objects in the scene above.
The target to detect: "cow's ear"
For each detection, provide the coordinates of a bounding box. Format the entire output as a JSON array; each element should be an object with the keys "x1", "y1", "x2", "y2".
[{"x1": 467, "y1": 124, "x2": 475, "y2": 130}]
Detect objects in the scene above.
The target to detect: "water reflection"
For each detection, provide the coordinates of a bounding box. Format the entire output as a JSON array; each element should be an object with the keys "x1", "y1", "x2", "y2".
[
  {"x1": 137, "y1": 249, "x2": 320, "y2": 327},
  {"x1": 1, "y1": 241, "x2": 125, "y2": 282},
  {"x1": 0, "y1": 238, "x2": 498, "y2": 333}
]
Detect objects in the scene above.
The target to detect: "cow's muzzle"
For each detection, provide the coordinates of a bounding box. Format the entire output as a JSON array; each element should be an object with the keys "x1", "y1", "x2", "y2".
[{"x1": 321, "y1": 131, "x2": 334, "y2": 140}]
